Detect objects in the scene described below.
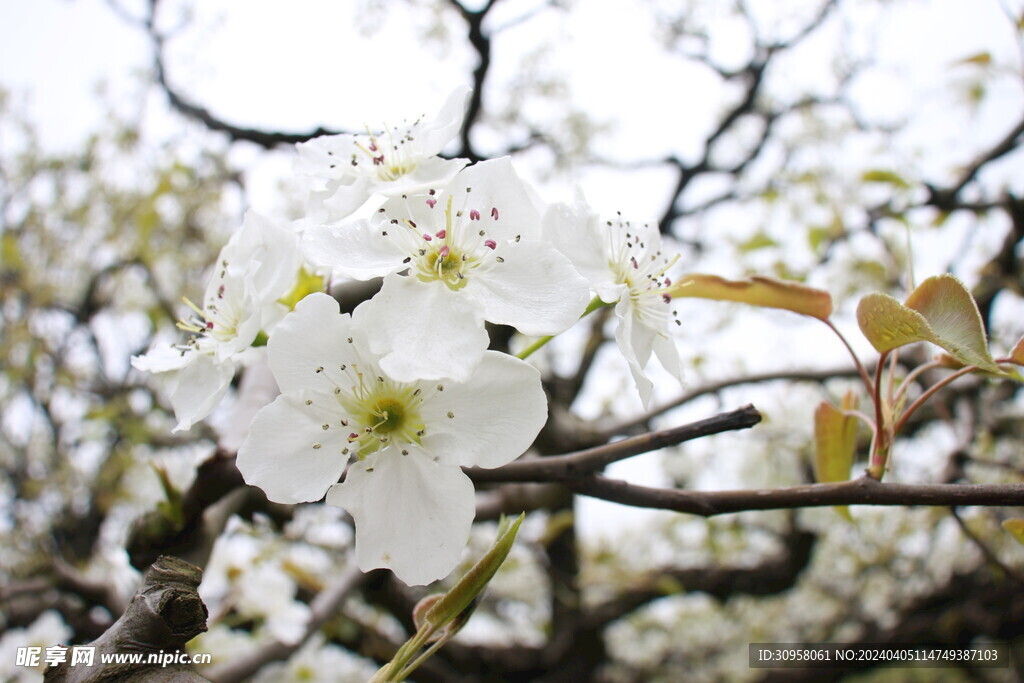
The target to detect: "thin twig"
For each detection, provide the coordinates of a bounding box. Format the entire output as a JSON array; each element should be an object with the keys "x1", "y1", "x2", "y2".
[
  {"x1": 950, "y1": 508, "x2": 1024, "y2": 584},
  {"x1": 466, "y1": 405, "x2": 762, "y2": 483},
  {"x1": 567, "y1": 475, "x2": 1024, "y2": 518}
]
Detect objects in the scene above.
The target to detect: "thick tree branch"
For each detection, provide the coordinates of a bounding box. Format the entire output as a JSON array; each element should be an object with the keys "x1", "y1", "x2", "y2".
[{"x1": 44, "y1": 556, "x2": 209, "y2": 683}]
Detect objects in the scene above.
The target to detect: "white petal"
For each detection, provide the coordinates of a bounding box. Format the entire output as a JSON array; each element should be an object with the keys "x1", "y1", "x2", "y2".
[
  {"x1": 394, "y1": 156, "x2": 468, "y2": 192},
  {"x1": 301, "y1": 218, "x2": 405, "y2": 280},
  {"x1": 422, "y1": 352, "x2": 547, "y2": 469},
  {"x1": 613, "y1": 296, "x2": 683, "y2": 408},
  {"x1": 543, "y1": 200, "x2": 621, "y2": 302},
  {"x1": 332, "y1": 158, "x2": 467, "y2": 209},
  {"x1": 214, "y1": 298, "x2": 264, "y2": 361},
  {"x1": 417, "y1": 84, "x2": 472, "y2": 155},
  {"x1": 317, "y1": 176, "x2": 376, "y2": 221},
  {"x1": 325, "y1": 452, "x2": 475, "y2": 586},
  {"x1": 237, "y1": 391, "x2": 349, "y2": 504},
  {"x1": 448, "y1": 158, "x2": 543, "y2": 240},
  {"x1": 266, "y1": 602, "x2": 313, "y2": 646},
  {"x1": 131, "y1": 343, "x2": 188, "y2": 374},
  {"x1": 169, "y1": 353, "x2": 235, "y2": 432},
  {"x1": 216, "y1": 357, "x2": 280, "y2": 453},
  {"x1": 614, "y1": 297, "x2": 654, "y2": 408},
  {"x1": 267, "y1": 293, "x2": 361, "y2": 394},
  {"x1": 351, "y1": 275, "x2": 489, "y2": 383},
  {"x1": 469, "y1": 240, "x2": 592, "y2": 335},
  {"x1": 223, "y1": 211, "x2": 302, "y2": 302},
  {"x1": 654, "y1": 328, "x2": 684, "y2": 386},
  {"x1": 294, "y1": 133, "x2": 359, "y2": 180}
]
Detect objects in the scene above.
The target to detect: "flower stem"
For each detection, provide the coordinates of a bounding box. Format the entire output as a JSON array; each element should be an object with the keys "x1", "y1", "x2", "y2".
[
  {"x1": 516, "y1": 295, "x2": 610, "y2": 360},
  {"x1": 867, "y1": 351, "x2": 890, "y2": 480},
  {"x1": 894, "y1": 364, "x2": 977, "y2": 434}
]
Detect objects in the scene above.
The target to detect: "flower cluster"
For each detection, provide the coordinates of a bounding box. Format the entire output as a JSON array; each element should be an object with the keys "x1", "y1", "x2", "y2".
[{"x1": 132, "y1": 87, "x2": 686, "y2": 585}]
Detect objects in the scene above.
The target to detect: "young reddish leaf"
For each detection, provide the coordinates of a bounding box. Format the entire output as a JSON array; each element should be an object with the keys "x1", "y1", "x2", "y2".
[
  {"x1": 1002, "y1": 519, "x2": 1024, "y2": 546},
  {"x1": 856, "y1": 292, "x2": 933, "y2": 353},
  {"x1": 813, "y1": 394, "x2": 859, "y2": 520},
  {"x1": 670, "y1": 274, "x2": 833, "y2": 320},
  {"x1": 904, "y1": 274, "x2": 1000, "y2": 373},
  {"x1": 1008, "y1": 335, "x2": 1024, "y2": 365}
]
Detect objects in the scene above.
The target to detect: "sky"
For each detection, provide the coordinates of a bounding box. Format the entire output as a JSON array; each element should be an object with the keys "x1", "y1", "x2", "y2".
[{"x1": 2, "y1": 0, "x2": 1024, "y2": 540}]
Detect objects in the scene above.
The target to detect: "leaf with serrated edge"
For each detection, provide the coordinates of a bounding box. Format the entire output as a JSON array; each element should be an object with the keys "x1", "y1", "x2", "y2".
[
  {"x1": 857, "y1": 275, "x2": 1001, "y2": 373},
  {"x1": 856, "y1": 292, "x2": 934, "y2": 353},
  {"x1": 670, "y1": 274, "x2": 832, "y2": 320},
  {"x1": 904, "y1": 274, "x2": 1000, "y2": 372},
  {"x1": 1002, "y1": 519, "x2": 1024, "y2": 546}
]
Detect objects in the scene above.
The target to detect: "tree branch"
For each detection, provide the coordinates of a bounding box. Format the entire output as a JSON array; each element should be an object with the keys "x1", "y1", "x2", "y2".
[
  {"x1": 584, "y1": 526, "x2": 817, "y2": 631},
  {"x1": 466, "y1": 405, "x2": 762, "y2": 483},
  {"x1": 45, "y1": 556, "x2": 209, "y2": 683},
  {"x1": 568, "y1": 475, "x2": 1024, "y2": 518}
]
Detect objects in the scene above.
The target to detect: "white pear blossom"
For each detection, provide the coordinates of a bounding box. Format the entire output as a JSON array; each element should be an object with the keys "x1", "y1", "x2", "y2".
[
  {"x1": 237, "y1": 293, "x2": 547, "y2": 585},
  {"x1": 200, "y1": 517, "x2": 312, "y2": 646},
  {"x1": 252, "y1": 633, "x2": 377, "y2": 683},
  {"x1": 301, "y1": 157, "x2": 592, "y2": 382},
  {"x1": 0, "y1": 610, "x2": 71, "y2": 682},
  {"x1": 132, "y1": 212, "x2": 305, "y2": 431},
  {"x1": 294, "y1": 85, "x2": 472, "y2": 221},
  {"x1": 545, "y1": 200, "x2": 684, "y2": 408}
]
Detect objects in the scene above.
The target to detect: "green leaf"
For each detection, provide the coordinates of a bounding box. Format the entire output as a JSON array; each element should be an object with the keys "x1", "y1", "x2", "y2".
[
  {"x1": 904, "y1": 274, "x2": 1000, "y2": 372},
  {"x1": 278, "y1": 267, "x2": 326, "y2": 310},
  {"x1": 376, "y1": 514, "x2": 526, "y2": 682},
  {"x1": 856, "y1": 292, "x2": 933, "y2": 353},
  {"x1": 861, "y1": 169, "x2": 911, "y2": 189},
  {"x1": 424, "y1": 513, "x2": 524, "y2": 629},
  {"x1": 813, "y1": 394, "x2": 859, "y2": 520},
  {"x1": 151, "y1": 463, "x2": 185, "y2": 529},
  {"x1": 670, "y1": 274, "x2": 833, "y2": 320},
  {"x1": 856, "y1": 274, "x2": 1000, "y2": 373},
  {"x1": 737, "y1": 232, "x2": 778, "y2": 252},
  {"x1": 1002, "y1": 519, "x2": 1024, "y2": 546}
]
